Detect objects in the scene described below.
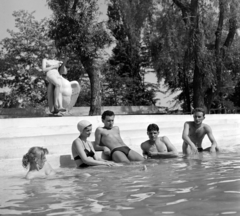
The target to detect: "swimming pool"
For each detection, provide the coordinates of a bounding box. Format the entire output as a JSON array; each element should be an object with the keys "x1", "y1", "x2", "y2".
[
  {"x1": 1, "y1": 151, "x2": 240, "y2": 216},
  {"x1": 1, "y1": 114, "x2": 240, "y2": 215}
]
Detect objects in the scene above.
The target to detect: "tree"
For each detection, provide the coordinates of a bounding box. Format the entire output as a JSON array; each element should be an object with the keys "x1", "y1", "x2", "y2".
[
  {"x1": 0, "y1": 10, "x2": 52, "y2": 108},
  {"x1": 101, "y1": 62, "x2": 158, "y2": 106},
  {"x1": 206, "y1": 0, "x2": 239, "y2": 111},
  {"x1": 150, "y1": 0, "x2": 240, "y2": 113},
  {"x1": 47, "y1": 0, "x2": 112, "y2": 115},
  {"x1": 105, "y1": 0, "x2": 157, "y2": 106},
  {"x1": 149, "y1": 0, "x2": 193, "y2": 111}
]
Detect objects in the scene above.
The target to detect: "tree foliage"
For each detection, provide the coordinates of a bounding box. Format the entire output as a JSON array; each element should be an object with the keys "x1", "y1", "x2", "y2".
[
  {"x1": 149, "y1": 0, "x2": 240, "y2": 112},
  {"x1": 2, "y1": 1, "x2": 240, "y2": 112},
  {"x1": 0, "y1": 10, "x2": 52, "y2": 108},
  {"x1": 105, "y1": 0, "x2": 158, "y2": 106},
  {"x1": 47, "y1": 0, "x2": 113, "y2": 115}
]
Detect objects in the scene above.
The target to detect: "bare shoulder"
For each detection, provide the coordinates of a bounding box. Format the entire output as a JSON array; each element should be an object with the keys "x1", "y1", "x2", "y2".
[
  {"x1": 161, "y1": 136, "x2": 170, "y2": 142},
  {"x1": 26, "y1": 171, "x2": 42, "y2": 180},
  {"x1": 183, "y1": 121, "x2": 192, "y2": 128},
  {"x1": 141, "y1": 140, "x2": 150, "y2": 150},
  {"x1": 203, "y1": 123, "x2": 212, "y2": 131},
  {"x1": 95, "y1": 126, "x2": 104, "y2": 133},
  {"x1": 185, "y1": 121, "x2": 193, "y2": 126},
  {"x1": 45, "y1": 162, "x2": 55, "y2": 175},
  {"x1": 25, "y1": 172, "x2": 34, "y2": 180},
  {"x1": 112, "y1": 126, "x2": 120, "y2": 133},
  {"x1": 141, "y1": 140, "x2": 149, "y2": 146},
  {"x1": 159, "y1": 136, "x2": 171, "y2": 146},
  {"x1": 72, "y1": 138, "x2": 79, "y2": 147}
]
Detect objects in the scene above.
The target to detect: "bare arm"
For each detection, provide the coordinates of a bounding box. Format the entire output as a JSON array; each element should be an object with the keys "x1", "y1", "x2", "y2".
[
  {"x1": 182, "y1": 122, "x2": 198, "y2": 153},
  {"x1": 25, "y1": 172, "x2": 40, "y2": 180},
  {"x1": 42, "y1": 58, "x2": 60, "y2": 73},
  {"x1": 141, "y1": 142, "x2": 149, "y2": 159},
  {"x1": 90, "y1": 141, "x2": 106, "y2": 161},
  {"x1": 206, "y1": 126, "x2": 218, "y2": 151},
  {"x1": 148, "y1": 137, "x2": 178, "y2": 158},
  {"x1": 158, "y1": 136, "x2": 178, "y2": 157},
  {"x1": 94, "y1": 128, "x2": 111, "y2": 155},
  {"x1": 94, "y1": 128, "x2": 105, "y2": 151}
]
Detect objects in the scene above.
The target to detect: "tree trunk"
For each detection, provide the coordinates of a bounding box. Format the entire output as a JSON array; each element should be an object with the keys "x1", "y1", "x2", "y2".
[
  {"x1": 188, "y1": 0, "x2": 206, "y2": 109},
  {"x1": 193, "y1": 64, "x2": 205, "y2": 108},
  {"x1": 174, "y1": 0, "x2": 238, "y2": 112},
  {"x1": 183, "y1": 76, "x2": 191, "y2": 113},
  {"x1": 189, "y1": 0, "x2": 202, "y2": 109},
  {"x1": 204, "y1": 88, "x2": 214, "y2": 114},
  {"x1": 82, "y1": 58, "x2": 102, "y2": 116},
  {"x1": 214, "y1": 0, "x2": 224, "y2": 105},
  {"x1": 206, "y1": 0, "x2": 238, "y2": 112},
  {"x1": 174, "y1": 0, "x2": 206, "y2": 110},
  {"x1": 182, "y1": 49, "x2": 192, "y2": 113}
]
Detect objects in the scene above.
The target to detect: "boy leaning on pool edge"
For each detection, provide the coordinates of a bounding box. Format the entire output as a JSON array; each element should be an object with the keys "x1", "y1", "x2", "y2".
[
  {"x1": 141, "y1": 123, "x2": 178, "y2": 159},
  {"x1": 94, "y1": 110, "x2": 144, "y2": 163},
  {"x1": 182, "y1": 107, "x2": 220, "y2": 155}
]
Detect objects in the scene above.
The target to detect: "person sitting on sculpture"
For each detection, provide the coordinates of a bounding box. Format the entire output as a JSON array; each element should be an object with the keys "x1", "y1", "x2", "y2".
[{"x1": 42, "y1": 51, "x2": 69, "y2": 113}]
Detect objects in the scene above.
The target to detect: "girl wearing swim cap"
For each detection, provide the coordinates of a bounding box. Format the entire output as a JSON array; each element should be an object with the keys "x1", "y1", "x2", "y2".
[{"x1": 72, "y1": 120, "x2": 117, "y2": 168}]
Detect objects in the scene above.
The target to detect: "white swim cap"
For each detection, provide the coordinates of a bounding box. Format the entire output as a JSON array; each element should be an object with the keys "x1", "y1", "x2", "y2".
[{"x1": 77, "y1": 120, "x2": 91, "y2": 133}]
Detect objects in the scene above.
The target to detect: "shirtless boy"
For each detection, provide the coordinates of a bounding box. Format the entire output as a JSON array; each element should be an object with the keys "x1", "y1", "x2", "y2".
[
  {"x1": 94, "y1": 110, "x2": 144, "y2": 163},
  {"x1": 182, "y1": 107, "x2": 219, "y2": 155},
  {"x1": 141, "y1": 124, "x2": 178, "y2": 159}
]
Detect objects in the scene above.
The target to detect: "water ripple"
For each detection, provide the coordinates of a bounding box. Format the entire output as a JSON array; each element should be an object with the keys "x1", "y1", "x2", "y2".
[
  {"x1": 166, "y1": 199, "x2": 187, "y2": 206},
  {"x1": 127, "y1": 192, "x2": 155, "y2": 202}
]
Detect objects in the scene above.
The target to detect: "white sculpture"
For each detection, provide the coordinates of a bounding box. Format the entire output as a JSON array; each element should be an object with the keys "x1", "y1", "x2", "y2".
[
  {"x1": 42, "y1": 56, "x2": 80, "y2": 114},
  {"x1": 47, "y1": 76, "x2": 80, "y2": 114}
]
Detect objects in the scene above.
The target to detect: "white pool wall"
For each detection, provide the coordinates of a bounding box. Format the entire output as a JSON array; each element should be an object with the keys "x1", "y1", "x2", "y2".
[{"x1": 0, "y1": 114, "x2": 240, "y2": 175}]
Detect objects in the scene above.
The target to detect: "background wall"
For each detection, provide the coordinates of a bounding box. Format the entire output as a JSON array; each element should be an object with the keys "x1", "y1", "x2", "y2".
[{"x1": 0, "y1": 114, "x2": 240, "y2": 175}]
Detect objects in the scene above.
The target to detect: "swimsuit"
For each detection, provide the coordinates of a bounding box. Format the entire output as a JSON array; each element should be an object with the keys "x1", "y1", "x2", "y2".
[
  {"x1": 74, "y1": 139, "x2": 95, "y2": 168},
  {"x1": 110, "y1": 146, "x2": 131, "y2": 158},
  {"x1": 197, "y1": 147, "x2": 204, "y2": 152}
]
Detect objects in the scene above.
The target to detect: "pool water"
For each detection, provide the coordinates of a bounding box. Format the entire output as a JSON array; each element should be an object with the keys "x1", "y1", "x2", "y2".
[{"x1": 1, "y1": 152, "x2": 240, "y2": 216}]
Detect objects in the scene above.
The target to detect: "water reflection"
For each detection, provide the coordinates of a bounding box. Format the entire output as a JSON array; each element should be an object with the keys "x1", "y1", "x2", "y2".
[{"x1": 0, "y1": 153, "x2": 240, "y2": 215}]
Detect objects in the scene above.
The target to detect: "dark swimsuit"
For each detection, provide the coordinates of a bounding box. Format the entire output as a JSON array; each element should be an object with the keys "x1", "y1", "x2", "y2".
[
  {"x1": 110, "y1": 146, "x2": 131, "y2": 158},
  {"x1": 197, "y1": 147, "x2": 204, "y2": 152},
  {"x1": 74, "y1": 139, "x2": 95, "y2": 168}
]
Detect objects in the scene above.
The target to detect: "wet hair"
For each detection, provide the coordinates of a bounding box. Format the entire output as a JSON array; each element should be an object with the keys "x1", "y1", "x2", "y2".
[
  {"x1": 193, "y1": 107, "x2": 205, "y2": 117},
  {"x1": 147, "y1": 124, "x2": 159, "y2": 132},
  {"x1": 102, "y1": 110, "x2": 115, "y2": 120},
  {"x1": 22, "y1": 147, "x2": 49, "y2": 169}
]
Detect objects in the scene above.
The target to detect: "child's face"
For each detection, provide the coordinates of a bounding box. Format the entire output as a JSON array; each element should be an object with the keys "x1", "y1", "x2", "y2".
[
  {"x1": 82, "y1": 125, "x2": 92, "y2": 137},
  {"x1": 102, "y1": 115, "x2": 114, "y2": 129},
  {"x1": 147, "y1": 130, "x2": 159, "y2": 141},
  {"x1": 193, "y1": 111, "x2": 205, "y2": 124},
  {"x1": 36, "y1": 152, "x2": 46, "y2": 169}
]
